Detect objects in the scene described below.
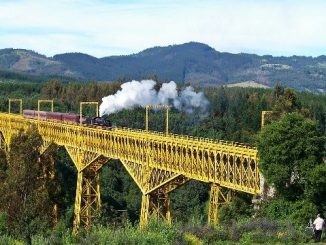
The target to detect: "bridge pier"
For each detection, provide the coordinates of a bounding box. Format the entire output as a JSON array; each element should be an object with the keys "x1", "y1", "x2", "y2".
[
  {"x1": 208, "y1": 184, "x2": 232, "y2": 225},
  {"x1": 208, "y1": 183, "x2": 220, "y2": 225},
  {"x1": 0, "y1": 112, "x2": 260, "y2": 233},
  {"x1": 0, "y1": 133, "x2": 6, "y2": 151},
  {"x1": 65, "y1": 147, "x2": 109, "y2": 233},
  {"x1": 121, "y1": 160, "x2": 189, "y2": 228},
  {"x1": 73, "y1": 167, "x2": 101, "y2": 231},
  {"x1": 140, "y1": 192, "x2": 171, "y2": 228},
  {"x1": 138, "y1": 174, "x2": 188, "y2": 228},
  {"x1": 0, "y1": 131, "x2": 10, "y2": 152}
]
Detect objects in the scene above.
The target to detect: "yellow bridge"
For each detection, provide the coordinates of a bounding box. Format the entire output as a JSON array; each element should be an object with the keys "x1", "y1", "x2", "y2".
[{"x1": 0, "y1": 104, "x2": 260, "y2": 232}]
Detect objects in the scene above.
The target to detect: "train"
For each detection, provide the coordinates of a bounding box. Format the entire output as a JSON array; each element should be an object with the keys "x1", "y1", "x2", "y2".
[{"x1": 22, "y1": 110, "x2": 112, "y2": 127}]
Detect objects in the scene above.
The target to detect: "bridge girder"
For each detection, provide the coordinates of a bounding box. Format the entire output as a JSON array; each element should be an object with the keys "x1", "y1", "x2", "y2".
[
  {"x1": 0, "y1": 112, "x2": 260, "y2": 231},
  {"x1": 0, "y1": 132, "x2": 6, "y2": 151},
  {"x1": 64, "y1": 147, "x2": 110, "y2": 232},
  {"x1": 121, "y1": 160, "x2": 190, "y2": 227}
]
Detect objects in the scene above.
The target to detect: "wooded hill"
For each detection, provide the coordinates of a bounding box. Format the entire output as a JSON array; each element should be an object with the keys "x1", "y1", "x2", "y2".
[{"x1": 1, "y1": 42, "x2": 326, "y2": 92}]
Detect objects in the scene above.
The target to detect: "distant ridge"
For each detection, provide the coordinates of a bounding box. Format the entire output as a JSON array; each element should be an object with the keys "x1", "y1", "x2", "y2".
[
  {"x1": 0, "y1": 42, "x2": 326, "y2": 92},
  {"x1": 0, "y1": 48, "x2": 78, "y2": 77}
]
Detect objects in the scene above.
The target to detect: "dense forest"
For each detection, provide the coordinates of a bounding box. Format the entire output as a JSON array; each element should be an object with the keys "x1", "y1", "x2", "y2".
[{"x1": 0, "y1": 79, "x2": 326, "y2": 244}]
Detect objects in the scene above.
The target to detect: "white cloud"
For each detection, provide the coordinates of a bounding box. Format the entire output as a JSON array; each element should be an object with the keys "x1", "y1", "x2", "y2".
[{"x1": 0, "y1": 0, "x2": 325, "y2": 57}]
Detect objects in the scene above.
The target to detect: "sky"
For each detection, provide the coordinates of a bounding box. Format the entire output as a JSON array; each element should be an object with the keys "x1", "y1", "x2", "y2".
[{"x1": 0, "y1": 0, "x2": 325, "y2": 57}]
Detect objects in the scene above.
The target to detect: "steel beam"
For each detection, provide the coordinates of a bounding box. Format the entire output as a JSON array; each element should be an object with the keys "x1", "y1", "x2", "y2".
[{"x1": 0, "y1": 111, "x2": 260, "y2": 232}]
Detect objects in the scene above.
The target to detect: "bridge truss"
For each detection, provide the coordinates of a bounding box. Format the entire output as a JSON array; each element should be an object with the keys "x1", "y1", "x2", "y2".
[{"x1": 0, "y1": 110, "x2": 259, "y2": 232}]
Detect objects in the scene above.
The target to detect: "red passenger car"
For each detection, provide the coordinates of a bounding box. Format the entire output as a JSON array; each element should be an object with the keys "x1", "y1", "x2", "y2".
[
  {"x1": 23, "y1": 110, "x2": 85, "y2": 124},
  {"x1": 37, "y1": 111, "x2": 47, "y2": 120},
  {"x1": 23, "y1": 109, "x2": 35, "y2": 118},
  {"x1": 22, "y1": 109, "x2": 110, "y2": 127},
  {"x1": 62, "y1": 113, "x2": 80, "y2": 123}
]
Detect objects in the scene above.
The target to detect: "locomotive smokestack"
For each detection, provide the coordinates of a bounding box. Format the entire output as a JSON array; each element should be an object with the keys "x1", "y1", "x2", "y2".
[{"x1": 99, "y1": 80, "x2": 209, "y2": 116}]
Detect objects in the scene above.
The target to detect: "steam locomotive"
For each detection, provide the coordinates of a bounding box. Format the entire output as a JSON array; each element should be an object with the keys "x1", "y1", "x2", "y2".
[{"x1": 23, "y1": 110, "x2": 112, "y2": 127}]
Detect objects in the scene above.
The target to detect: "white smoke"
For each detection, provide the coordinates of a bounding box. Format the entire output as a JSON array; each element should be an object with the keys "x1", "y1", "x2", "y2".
[{"x1": 99, "y1": 80, "x2": 209, "y2": 116}]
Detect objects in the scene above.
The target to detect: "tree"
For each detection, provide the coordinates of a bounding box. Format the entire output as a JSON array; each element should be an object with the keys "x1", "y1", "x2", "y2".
[
  {"x1": 263, "y1": 87, "x2": 309, "y2": 128},
  {"x1": 0, "y1": 149, "x2": 7, "y2": 182},
  {"x1": 273, "y1": 88, "x2": 301, "y2": 115},
  {"x1": 257, "y1": 113, "x2": 325, "y2": 201},
  {"x1": 0, "y1": 127, "x2": 54, "y2": 241},
  {"x1": 41, "y1": 80, "x2": 63, "y2": 99},
  {"x1": 273, "y1": 83, "x2": 284, "y2": 100},
  {"x1": 0, "y1": 149, "x2": 8, "y2": 213},
  {"x1": 305, "y1": 164, "x2": 326, "y2": 211}
]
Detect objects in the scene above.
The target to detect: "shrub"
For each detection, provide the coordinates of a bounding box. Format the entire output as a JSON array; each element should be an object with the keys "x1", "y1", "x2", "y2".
[
  {"x1": 75, "y1": 218, "x2": 180, "y2": 245},
  {"x1": 46, "y1": 221, "x2": 75, "y2": 245},
  {"x1": 0, "y1": 212, "x2": 7, "y2": 235},
  {"x1": 259, "y1": 198, "x2": 318, "y2": 227},
  {"x1": 0, "y1": 235, "x2": 25, "y2": 245},
  {"x1": 182, "y1": 224, "x2": 217, "y2": 244},
  {"x1": 220, "y1": 218, "x2": 311, "y2": 244},
  {"x1": 239, "y1": 231, "x2": 276, "y2": 244},
  {"x1": 259, "y1": 198, "x2": 293, "y2": 221},
  {"x1": 214, "y1": 227, "x2": 229, "y2": 242},
  {"x1": 239, "y1": 218, "x2": 278, "y2": 234},
  {"x1": 0, "y1": 215, "x2": 314, "y2": 244},
  {"x1": 289, "y1": 201, "x2": 318, "y2": 226},
  {"x1": 183, "y1": 232, "x2": 203, "y2": 245},
  {"x1": 31, "y1": 235, "x2": 50, "y2": 245},
  {"x1": 218, "y1": 195, "x2": 253, "y2": 224}
]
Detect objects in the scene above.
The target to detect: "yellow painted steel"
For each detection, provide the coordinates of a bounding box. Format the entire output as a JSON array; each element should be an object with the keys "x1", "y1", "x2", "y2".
[
  {"x1": 0, "y1": 131, "x2": 6, "y2": 151},
  {"x1": 8, "y1": 99, "x2": 22, "y2": 115},
  {"x1": 38, "y1": 99, "x2": 54, "y2": 112},
  {"x1": 207, "y1": 184, "x2": 232, "y2": 225},
  {"x1": 208, "y1": 183, "x2": 220, "y2": 225},
  {"x1": 0, "y1": 109, "x2": 260, "y2": 231}
]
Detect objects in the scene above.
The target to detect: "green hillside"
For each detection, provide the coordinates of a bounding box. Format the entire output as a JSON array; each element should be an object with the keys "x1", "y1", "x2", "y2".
[
  {"x1": 1, "y1": 42, "x2": 326, "y2": 91},
  {"x1": 0, "y1": 48, "x2": 79, "y2": 78}
]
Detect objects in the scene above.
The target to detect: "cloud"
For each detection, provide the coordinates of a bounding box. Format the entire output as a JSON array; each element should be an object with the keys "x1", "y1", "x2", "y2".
[{"x1": 0, "y1": 0, "x2": 325, "y2": 57}]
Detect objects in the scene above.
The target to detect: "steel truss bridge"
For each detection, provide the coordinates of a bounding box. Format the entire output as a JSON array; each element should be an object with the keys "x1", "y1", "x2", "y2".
[{"x1": 0, "y1": 103, "x2": 260, "y2": 232}]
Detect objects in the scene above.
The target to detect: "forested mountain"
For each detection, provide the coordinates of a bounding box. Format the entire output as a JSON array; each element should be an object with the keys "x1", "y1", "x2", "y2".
[
  {"x1": 0, "y1": 48, "x2": 78, "y2": 77},
  {"x1": 1, "y1": 42, "x2": 326, "y2": 91}
]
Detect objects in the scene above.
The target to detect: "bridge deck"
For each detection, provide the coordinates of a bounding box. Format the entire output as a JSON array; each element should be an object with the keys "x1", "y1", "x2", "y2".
[{"x1": 0, "y1": 112, "x2": 259, "y2": 194}]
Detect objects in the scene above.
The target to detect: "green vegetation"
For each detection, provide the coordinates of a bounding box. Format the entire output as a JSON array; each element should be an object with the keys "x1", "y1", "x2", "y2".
[
  {"x1": 258, "y1": 113, "x2": 325, "y2": 201},
  {"x1": 0, "y1": 127, "x2": 58, "y2": 242},
  {"x1": 0, "y1": 79, "x2": 326, "y2": 243},
  {"x1": 0, "y1": 218, "x2": 318, "y2": 244}
]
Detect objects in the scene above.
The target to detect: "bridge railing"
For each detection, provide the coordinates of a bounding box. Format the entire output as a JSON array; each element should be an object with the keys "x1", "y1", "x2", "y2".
[
  {"x1": 117, "y1": 126, "x2": 256, "y2": 149},
  {"x1": 0, "y1": 112, "x2": 259, "y2": 195}
]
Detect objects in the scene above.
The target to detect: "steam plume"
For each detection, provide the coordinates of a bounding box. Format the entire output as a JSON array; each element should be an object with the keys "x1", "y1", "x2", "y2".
[{"x1": 99, "y1": 80, "x2": 209, "y2": 116}]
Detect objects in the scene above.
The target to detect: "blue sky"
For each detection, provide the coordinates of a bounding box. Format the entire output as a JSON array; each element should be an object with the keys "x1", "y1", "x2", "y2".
[{"x1": 0, "y1": 0, "x2": 325, "y2": 57}]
